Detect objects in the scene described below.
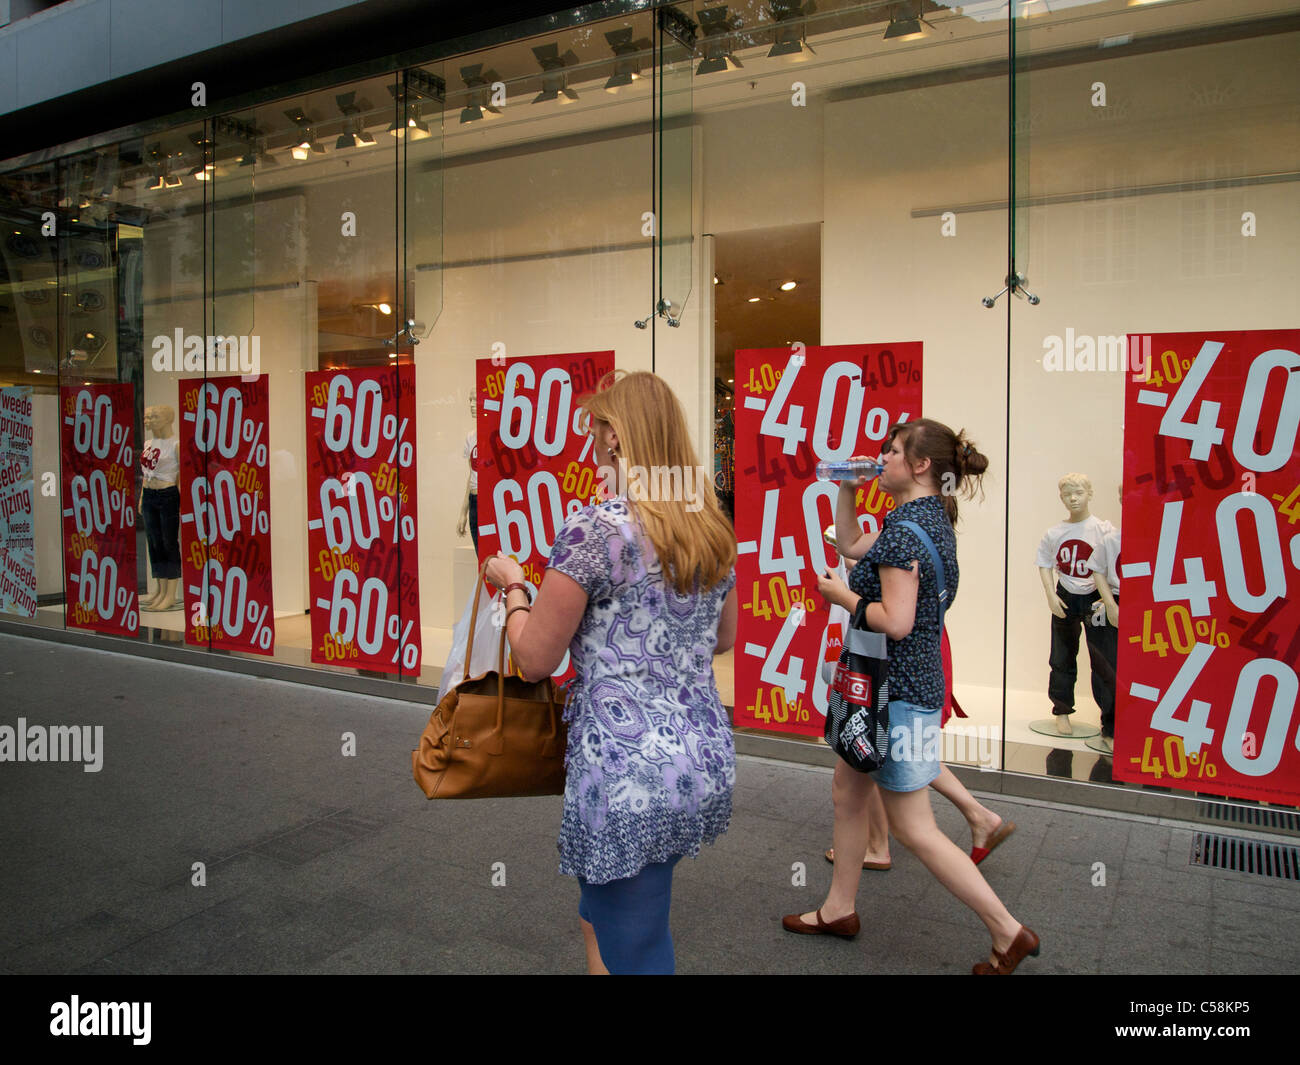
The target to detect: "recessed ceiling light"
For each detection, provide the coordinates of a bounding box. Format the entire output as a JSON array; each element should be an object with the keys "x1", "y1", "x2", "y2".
[
  {"x1": 780, "y1": 280, "x2": 797, "y2": 291},
  {"x1": 377, "y1": 303, "x2": 392, "y2": 315},
  {"x1": 747, "y1": 297, "x2": 761, "y2": 303}
]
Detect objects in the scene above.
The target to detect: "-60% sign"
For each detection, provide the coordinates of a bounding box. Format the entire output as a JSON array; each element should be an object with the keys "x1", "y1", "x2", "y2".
[
  {"x1": 305, "y1": 367, "x2": 421, "y2": 674},
  {"x1": 60, "y1": 383, "x2": 138, "y2": 637},
  {"x1": 179, "y1": 375, "x2": 276, "y2": 655}
]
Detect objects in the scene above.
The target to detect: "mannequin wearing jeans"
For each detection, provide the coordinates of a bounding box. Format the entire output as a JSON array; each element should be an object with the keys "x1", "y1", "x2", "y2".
[
  {"x1": 1036, "y1": 474, "x2": 1115, "y2": 736},
  {"x1": 138, "y1": 405, "x2": 182, "y2": 611}
]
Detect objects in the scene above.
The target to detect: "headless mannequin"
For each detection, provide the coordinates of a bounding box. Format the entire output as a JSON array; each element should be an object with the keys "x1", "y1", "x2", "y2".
[
  {"x1": 1037, "y1": 474, "x2": 1114, "y2": 735},
  {"x1": 139, "y1": 405, "x2": 182, "y2": 611},
  {"x1": 457, "y1": 389, "x2": 479, "y2": 555}
]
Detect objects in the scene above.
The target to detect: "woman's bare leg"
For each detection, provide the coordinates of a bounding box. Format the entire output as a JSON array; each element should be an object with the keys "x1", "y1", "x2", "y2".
[
  {"x1": 802, "y1": 760, "x2": 881, "y2": 923},
  {"x1": 581, "y1": 917, "x2": 609, "y2": 975},
  {"x1": 930, "y1": 765, "x2": 1004, "y2": 850},
  {"x1": 879, "y1": 786, "x2": 1022, "y2": 966}
]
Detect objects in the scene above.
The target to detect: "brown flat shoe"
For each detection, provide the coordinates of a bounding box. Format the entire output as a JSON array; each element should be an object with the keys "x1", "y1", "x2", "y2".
[
  {"x1": 972, "y1": 925, "x2": 1040, "y2": 975},
  {"x1": 782, "y1": 908, "x2": 861, "y2": 938},
  {"x1": 824, "y1": 848, "x2": 891, "y2": 871}
]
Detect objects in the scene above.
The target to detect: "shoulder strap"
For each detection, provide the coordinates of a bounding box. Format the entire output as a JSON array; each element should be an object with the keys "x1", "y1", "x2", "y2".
[{"x1": 896, "y1": 519, "x2": 948, "y2": 631}]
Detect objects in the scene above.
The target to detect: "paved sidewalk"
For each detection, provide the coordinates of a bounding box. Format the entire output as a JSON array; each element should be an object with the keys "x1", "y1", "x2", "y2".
[{"x1": 0, "y1": 632, "x2": 1296, "y2": 975}]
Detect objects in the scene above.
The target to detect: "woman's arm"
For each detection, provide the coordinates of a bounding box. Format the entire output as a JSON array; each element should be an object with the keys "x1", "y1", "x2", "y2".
[
  {"x1": 714, "y1": 584, "x2": 738, "y2": 655},
  {"x1": 835, "y1": 483, "x2": 882, "y2": 562},
  {"x1": 864, "y1": 562, "x2": 920, "y2": 641},
  {"x1": 501, "y1": 568, "x2": 588, "y2": 682}
]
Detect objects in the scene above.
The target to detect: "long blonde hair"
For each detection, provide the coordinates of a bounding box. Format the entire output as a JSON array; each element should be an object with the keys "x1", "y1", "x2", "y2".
[{"x1": 578, "y1": 370, "x2": 736, "y2": 594}]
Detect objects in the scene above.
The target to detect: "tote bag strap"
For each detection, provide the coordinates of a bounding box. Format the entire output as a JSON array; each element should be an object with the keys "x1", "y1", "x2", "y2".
[{"x1": 896, "y1": 519, "x2": 948, "y2": 632}]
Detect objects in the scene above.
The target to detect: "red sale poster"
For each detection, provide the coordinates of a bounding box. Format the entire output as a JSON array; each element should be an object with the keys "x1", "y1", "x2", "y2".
[
  {"x1": 178, "y1": 376, "x2": 275, "y2": 654},
  {"x1": 305, "y1": 366, "x2": 421, "y2": 673},
  {"x1": 475, "y1": 351, "x2": 615, "y2": 677},
  {"x1": 60, "y1": 383, "x2": 139, "y2": 636},
  {"x1": 1115, "y1": 329, "x2": 1300, "y2": 804},
  {"x1": 733, "y1": 343, "x2": 922, "y2": 736}
]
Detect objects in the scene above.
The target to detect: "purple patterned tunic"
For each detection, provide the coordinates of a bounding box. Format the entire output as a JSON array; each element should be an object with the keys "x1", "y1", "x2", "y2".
[{"x1": 544, "y1": 499, "x2": 736, "y2": 885}]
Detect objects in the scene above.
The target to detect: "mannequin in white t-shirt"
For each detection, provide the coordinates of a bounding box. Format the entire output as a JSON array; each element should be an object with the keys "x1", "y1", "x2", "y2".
[
  {"x1": 1036, "y1": 473, "x2": 1116, "y2": 735},
  {"x1": 139, "y1": 405, "x2": 183, "y2": 611},
  {"x1": 456, "y1": 388, "x2": 479, "y2": 555}
]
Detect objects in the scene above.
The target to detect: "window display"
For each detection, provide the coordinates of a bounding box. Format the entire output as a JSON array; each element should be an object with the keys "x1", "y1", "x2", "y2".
[{"x1": 0, "y1": 0, "x2": 1296, "y2": 815}]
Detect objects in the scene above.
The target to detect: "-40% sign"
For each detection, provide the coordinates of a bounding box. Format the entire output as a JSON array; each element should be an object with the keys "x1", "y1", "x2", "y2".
[
  {"x1": 1131, "y1": 606, "x2": 1231, "y2": 657},
  {"x1": 747, "y1": 687, "x2": 811, "y2": 725},
  {"x1": 66, "y1": 391, "x2": 134, "y2": 466},
  {"x1": 1132, "y1": 734, "x2": 1219, "y2": 781},
  {"x1": 315, "y1": 571, "x2": 419, "y2": 669},
  {"x1": 190, "y1": 560, "x2": 274, "y2": 650},
  {"x1": 71, "y1": 549, "x2": 137, "y2": 630}
]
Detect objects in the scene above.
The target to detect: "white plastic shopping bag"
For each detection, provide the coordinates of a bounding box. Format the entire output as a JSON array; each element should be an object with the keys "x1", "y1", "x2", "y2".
[
  {"x1": 436, "y1": 577, "x2": 510, "y2": 703},
  {"x1": 820, "y1": 557, "x2": 853, "y2": 685}
]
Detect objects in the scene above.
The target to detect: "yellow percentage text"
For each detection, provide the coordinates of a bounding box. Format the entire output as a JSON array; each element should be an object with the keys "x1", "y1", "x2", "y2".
[
  {"x1": 1132, "y1": 734, "x2": 1218, "y2": 780},
  {"x1": 746, "y1": 687, "x2": 811, "y2": 725},
  {"x1": 1130, "y1": 606, "x2": 1230, "y2": 657},
  {"x1": 743, "y1": 576, "x2": 816, "y2": 622}
]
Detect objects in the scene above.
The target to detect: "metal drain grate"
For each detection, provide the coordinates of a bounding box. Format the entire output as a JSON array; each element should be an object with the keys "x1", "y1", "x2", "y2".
[
  {"x1": 1197, "y1": 801, "x2": 1300, "y2": 834},
  {"x1": 1191, "y1": 832, "x2": 1300, "y2": 880}
]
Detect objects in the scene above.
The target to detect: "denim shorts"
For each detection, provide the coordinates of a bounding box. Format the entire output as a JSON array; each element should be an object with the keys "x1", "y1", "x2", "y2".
[{"x1": 874, "y1": 699, "x2": 943, "y2": 793}]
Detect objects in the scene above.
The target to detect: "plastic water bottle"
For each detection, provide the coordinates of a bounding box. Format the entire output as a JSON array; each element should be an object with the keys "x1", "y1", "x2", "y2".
[{"x1": 815, "y1": 459, "x2": 883, "y2": 482}]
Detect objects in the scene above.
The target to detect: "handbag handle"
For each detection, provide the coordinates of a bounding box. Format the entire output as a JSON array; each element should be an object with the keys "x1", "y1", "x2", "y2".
[{"x1": 464, "y1": 559, "x2": 561, "y2": 755}]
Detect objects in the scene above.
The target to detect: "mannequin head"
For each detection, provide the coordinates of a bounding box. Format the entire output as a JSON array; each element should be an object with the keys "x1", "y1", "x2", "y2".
[
  {"x1": 1058, "y1": 473, "x2": 1093, "y2": 521},
  {"x1": 144, "y1": 405, "x2": 175, "y2": 437}
]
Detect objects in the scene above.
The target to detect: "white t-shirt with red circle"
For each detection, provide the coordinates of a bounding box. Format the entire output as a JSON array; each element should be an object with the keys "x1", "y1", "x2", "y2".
[{"x1": 1035, "y1": 514, "x2": 1115, "y2": 595}]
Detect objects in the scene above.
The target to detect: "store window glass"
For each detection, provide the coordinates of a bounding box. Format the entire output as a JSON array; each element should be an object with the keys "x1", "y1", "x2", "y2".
[
  {"x1": 690, "y1": 0, "x2": 1012, "y2": 763},
  {"x1": 1007, "y1": 0, "x2": 1300, "y2": 802}
]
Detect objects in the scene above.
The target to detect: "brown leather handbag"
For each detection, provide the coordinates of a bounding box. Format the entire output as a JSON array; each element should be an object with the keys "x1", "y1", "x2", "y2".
[{"x1": 412, "y1": 561, "x2": 568, "y2": 799}]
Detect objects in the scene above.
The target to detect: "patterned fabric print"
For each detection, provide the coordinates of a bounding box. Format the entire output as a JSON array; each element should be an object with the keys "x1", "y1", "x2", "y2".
[
  {"x1": 847, "y1": 494, "x2": 958, "y2": 709},
  {"x1": 546, "y1": 499, "x2": 736, "y2": 885}
]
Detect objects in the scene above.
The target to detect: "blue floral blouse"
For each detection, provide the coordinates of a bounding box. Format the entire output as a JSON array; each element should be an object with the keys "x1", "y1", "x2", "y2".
[{"x1": 544, "y1": 498, "x2": 737, "y2": 885}]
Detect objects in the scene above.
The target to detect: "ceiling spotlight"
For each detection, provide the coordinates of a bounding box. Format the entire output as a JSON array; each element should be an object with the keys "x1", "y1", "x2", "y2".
[
  {"x1": 377, "y1": 303, "x2": 392, "y2": 315},
  {"x1": 459, "y1": 65, "x2": 503, "y2": 124},
  {"x1": 767, "y1": 1, "x2": 816, "y2": 61},
  {"x1": 285, "y1": 108, "x2": 323, "y2": 158},
  {"x1": 713, "y1": 275, "x2": 721, "y2": 285},
  {"x1": 532, "y1": 43, "x2": 580, "y2": 104},
  {"x1": 405, "y1": 104, "x2": 432, "y2": 140},
  {"x1": 697, "y1": 6, "x2": 744, "y2": 75},
  {"x1": 605, "y1": 28, "x2": 648, "y2": 92},
  {"x1": 780, "y1": 280, "x2": 797, "y2": 291},
  {"x1": 883, "y1": 4, "x2": 932, "y2": 40},
  {"x1": 747, "y1": 296, "x2": 761, "y2": 303}
]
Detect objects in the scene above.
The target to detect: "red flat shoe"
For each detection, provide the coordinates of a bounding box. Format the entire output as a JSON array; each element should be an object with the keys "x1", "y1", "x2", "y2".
[
  {"x1": 973, "y1": 925, "x2": 1039, "y2": 975},
  {"x1": 970, "y1": 820, "x2": 1016, "y2": 866},
  {"x1": 782, "y1": 908, "x2": 861, "y2": 938},
  {"x1": 824, "y1": 848, "x2": 891, "y2": 871}
]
